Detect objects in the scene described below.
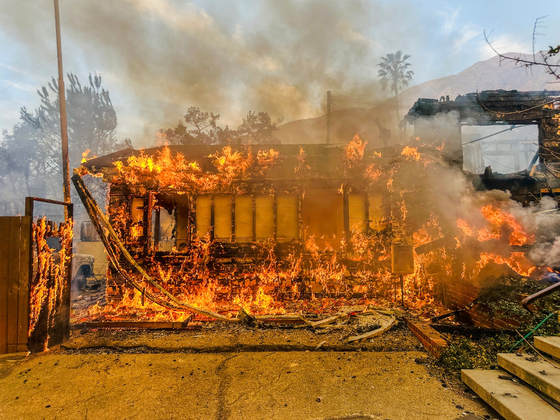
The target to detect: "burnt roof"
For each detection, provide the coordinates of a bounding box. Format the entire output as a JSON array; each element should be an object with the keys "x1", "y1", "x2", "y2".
[
  {"x1": 80, "y1": 143, "x2": 413, "y2": 177},
  {"x1": 82, "y1": 144, "x2": 344, "y2": 173},
  {"x1": 406, "y1": 89, "x2": 560, "y2": 125}
]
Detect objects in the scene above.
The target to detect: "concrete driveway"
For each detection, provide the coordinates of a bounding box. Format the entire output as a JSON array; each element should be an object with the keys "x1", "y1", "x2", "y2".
[{"x1": 0, "y1": 350, "x2": 495, "y2": 420}]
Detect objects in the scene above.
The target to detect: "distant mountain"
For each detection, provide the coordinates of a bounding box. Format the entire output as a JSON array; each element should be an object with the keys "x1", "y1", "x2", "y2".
[{"x1": 275, "y1": 53, "x2": 559, "y2": 146}]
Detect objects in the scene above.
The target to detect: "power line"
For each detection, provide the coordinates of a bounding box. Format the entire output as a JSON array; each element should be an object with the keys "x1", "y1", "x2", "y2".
[
  {"x1": 483, "y1": 155, "x2": 518, "y2": 172},
  {"x1": 0, "y1": 56, "x2": 57, "y2": 97},
  {"x1": 462, "y1": 126, "x2": 521, "y2": 145}
]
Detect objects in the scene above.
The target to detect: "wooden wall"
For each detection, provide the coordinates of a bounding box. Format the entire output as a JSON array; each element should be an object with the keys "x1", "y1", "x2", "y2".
[{"x1": 0, "y1": 216, "x2": 31, "y2": 354}]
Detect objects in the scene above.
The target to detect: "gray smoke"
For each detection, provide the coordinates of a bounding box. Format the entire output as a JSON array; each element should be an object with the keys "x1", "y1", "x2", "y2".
[
  {"x1": 525, "y1": 197, "x2": 560, "y2": 268},
  {"x1": 0, "y1": 0, "x2": 424, "y2": 143}
]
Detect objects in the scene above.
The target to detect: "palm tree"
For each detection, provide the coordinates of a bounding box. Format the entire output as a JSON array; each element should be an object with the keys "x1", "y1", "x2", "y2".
[{"x1": 377, "y1": 51, "x2": 414, "y2": 126}]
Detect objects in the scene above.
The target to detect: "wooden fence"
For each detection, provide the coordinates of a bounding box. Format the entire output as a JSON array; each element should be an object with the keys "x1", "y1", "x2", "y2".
[{"x1": 0, "y1": 216, "x2": 31, "y2": 354}]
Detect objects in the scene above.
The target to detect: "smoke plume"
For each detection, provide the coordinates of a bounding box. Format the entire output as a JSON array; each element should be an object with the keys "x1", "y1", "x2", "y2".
[{"x1": 0, "y1": 0, "x2": 425, "y2": 143}]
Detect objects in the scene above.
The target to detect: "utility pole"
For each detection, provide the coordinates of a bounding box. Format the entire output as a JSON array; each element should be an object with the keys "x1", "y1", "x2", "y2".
[
  {"x1": 54, "y1": 0, "x2": 71, "y2": 221},
  {"x1": 326, "y1": 91, "x2": 332, "y2": 144}
]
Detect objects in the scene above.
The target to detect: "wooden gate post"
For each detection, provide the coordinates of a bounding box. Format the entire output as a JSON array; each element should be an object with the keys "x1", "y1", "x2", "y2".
[{"x1": 25, "y1": 197, "x2": 73, "y2": 353}]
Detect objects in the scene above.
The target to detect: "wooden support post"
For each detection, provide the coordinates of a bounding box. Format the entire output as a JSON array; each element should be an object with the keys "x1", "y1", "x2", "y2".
[
  {"x1": 25, "y1": 199, "x2": 34, "y2": 352},
  {"x1": 210, "y1": 195, "x2": 215, "y2": 241},
  {"x1": 273, "y1": 194, "x2": 278, "y2": 242},
  {"x1": 343, "y1": 184, "x2": 350, "y2": 246},
  {"x1": 230, "y1": 194, "x2": 235, "y2": 243},
  {"x1": 326, "y1": 91, "x2": 332, "y2": 144},
  {"x1": 400, "y1": 274, "x2": 405, "y2": 308},
  {"x1": 364, "y1": 193, "x2": 370, "y2": 235},
  {"x1": 145, "y1": 192, "x2": 155, "y2": 255},
  {"x1": 187, "y1": 196, "x2": 194, "y2": 246},
  {"x1": 54, "y1": 0, "x2": 72, "y2": 221},
  {"x1": 297, "y1": 193, "x2": 304, "y2": 254},
  {"x1": 20, "y1": 197, "x2": 73, "y2": 352},
  {"x1": 25, "y1": 197, "x2": 34, "y2": 221},
  {"x1": 154, "y1": 208, "x2": 161, "y2": 252},
  {"x1": 252, "y1": 195, "x2": 257, "y2": 242}
]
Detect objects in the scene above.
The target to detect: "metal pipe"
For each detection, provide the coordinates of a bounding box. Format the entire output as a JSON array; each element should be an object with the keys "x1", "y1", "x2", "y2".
[{"x1": 521, "y1": 281, "x2": 560, "y2": 312}]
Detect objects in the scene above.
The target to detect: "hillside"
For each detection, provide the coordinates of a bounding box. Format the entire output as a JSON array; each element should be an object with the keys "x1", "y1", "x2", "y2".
[{"x1": 275, "y1": 53, "x2": 558, "y2": 146}]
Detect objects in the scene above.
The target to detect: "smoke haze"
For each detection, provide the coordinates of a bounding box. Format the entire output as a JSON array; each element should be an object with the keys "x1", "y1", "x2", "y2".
[{"x1": 0, "y1": 0, "x2": 412, "y2": 143}]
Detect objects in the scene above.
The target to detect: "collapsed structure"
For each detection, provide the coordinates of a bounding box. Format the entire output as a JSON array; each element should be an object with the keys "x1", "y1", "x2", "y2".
[
  {"x1": 406, "y1": 89, "x2": 560, "y2": 203},
  {"x1": 73, "y1": 90, "x2": 560, "y2": 325}
]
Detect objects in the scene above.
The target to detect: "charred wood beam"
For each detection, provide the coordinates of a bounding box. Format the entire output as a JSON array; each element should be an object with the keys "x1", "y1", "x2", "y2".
[
  {"x1": 415, "y1": 236, "x2": 533, "y2": 256},
  {"x1": 431, "y1": 299, "x2": 479, "y2": 323},
  {"x1": 76, "y1": 321, "x2": 198, "y2": 330},
  {"x1": 273, "y1": 194, "x2": 278, "y2": 242},
  {"x1": 343, "y1": 185, "x2": 350, "y2": 245},
  {"x1": 26, "y1": 197, "x2": 73, "y2": 208},
  {"x1": 145, "y1": 192, "x2": 155, "y2": 255},
  {"x1": 414, "y1": 238, "x2": 452, "y2": 255},
  {"x1": 348, "y1": 314, "x2": 396, "y2": 343},
  {"x1": 210, "y1": 195, "x2": 215, "y2": 241},
  {"x1": 154, "y1": 207, "x2": 160, "y2": 252},
  {"x1": 252, "y1": 195, "x2": 257, "y2": 242},
  {"x1": 230, "y1": 195, "x2": 235, "y2": 243}
]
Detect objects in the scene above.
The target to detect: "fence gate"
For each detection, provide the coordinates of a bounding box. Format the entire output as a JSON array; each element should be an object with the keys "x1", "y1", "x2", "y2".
[{"x1": 0, "y1": 216, "x2": 31, "y2": 354}]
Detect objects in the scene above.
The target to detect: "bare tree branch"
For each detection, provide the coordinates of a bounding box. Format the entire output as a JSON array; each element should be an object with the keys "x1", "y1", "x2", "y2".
[{"x1": 484, "y1": 24, "x2": 560, "y2": 81}]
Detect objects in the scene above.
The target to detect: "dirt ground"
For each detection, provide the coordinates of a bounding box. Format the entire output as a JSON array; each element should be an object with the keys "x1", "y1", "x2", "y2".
[
  {"x1": 0, "y1": 323, "x2": 500, "y2": 420},
  {"x1": 62, "y1": 318, "x2": 423, "y2": 353}
]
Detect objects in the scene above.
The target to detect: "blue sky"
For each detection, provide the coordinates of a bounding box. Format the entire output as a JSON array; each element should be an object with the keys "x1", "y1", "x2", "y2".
[{"x1": 0, "y1": 0, "x2": 559, "y2": 147}]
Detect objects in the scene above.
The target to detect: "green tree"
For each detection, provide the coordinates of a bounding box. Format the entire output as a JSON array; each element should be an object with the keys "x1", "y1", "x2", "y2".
[
  {"x1": 162, "y1": 108, "x2": 283, "y2": 145},
  {"x1": 0, "y1": 73, "x2": 129, "y2": 214},
  {"x1": 20, "y1": 73, "x2": 128, "y2": 167},
  {"x1": 0, "y1": 123, "x2": 43, "y2": 214},
  {"x1": 162, "y1": 107, "x2": 225, "y2": 145},
  {"x1": 161, "y1": 122, "x2": 195, "y2": 146},
  {"x1": 377, "y1": 50, "x2": 414, "y2": 125},
  {"x1": 237, "y1": 111, "x2": 283, "y2": 144}
]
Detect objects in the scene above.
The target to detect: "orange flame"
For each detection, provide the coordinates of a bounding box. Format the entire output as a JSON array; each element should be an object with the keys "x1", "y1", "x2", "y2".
[
  {"x1": 457, "y1": 219, "x2": 473, "y2": 236},
  {"x1": 344, "y1": 134, "x2": 367, "y2": 167},
  {"x1": 30, "y1": 218, "x2": 73, "y2": 351},
  {"x1": 81, "y1": 149, "x2": 91, "y2": 163},
  {"x1": 401, "y1": 146, "x2": 421, "y2": 161},
  {"x1": 480, "y1": 205, "x2": 534, "y2": 246}
]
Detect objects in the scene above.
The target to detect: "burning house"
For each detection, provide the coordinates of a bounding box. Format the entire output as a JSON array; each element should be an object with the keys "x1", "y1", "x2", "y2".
[
  {"x1": 67, "y1": 90, "x2": 560, "y2": 327},
  {"x1": 74, "y1": 140, "x2": 404, "y2": 322}
]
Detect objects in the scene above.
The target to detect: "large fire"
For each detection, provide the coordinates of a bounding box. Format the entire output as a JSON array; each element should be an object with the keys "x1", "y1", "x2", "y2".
[
  {"x1": 30, "y1": 218, "x2": 73, "y2": 350},
  {"x1": 480, "y1": 204, "x2": 533, "y2": 246},
  {"x1": 71, "y1": 137, "x2": 546, "y2": 324}
]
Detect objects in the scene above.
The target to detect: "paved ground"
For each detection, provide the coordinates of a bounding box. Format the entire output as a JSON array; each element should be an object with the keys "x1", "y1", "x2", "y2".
[{"x1": 0, "y1": 349, "x2": 497, "y2": 420}]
